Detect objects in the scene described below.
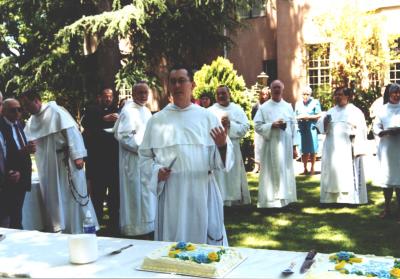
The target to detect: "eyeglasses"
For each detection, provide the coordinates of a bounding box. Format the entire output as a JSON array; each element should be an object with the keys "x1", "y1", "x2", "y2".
[
  {"x1": 9, "y1": 107, "x2": 22, "y2": 113},
  {"x1": 303, "y1": 93, "x2": 311, "y2": 96},
  {"x1": 169, "y1": 78, "x2": 190, "y2": 85}
]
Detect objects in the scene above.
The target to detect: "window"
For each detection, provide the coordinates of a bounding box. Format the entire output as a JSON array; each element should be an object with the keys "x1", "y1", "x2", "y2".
[
  {"x1": 306, "y1": 44, "x2": 331, "y2": 90},
  {"x1": 389, "y1": 37, "x2": 400, "y2": 84},
  {"x1": 118, "y1": 83, "x2": 132, "y2": 102},
  {"x1": 238, "y1": 0, "x2": 266, "y2": 19}
]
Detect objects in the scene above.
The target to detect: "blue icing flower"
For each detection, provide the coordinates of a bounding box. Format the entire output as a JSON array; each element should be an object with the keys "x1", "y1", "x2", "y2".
[
  {"x1": 193, "y1": 253, "x2": 209, "y2": 264},
  {"x1": 178, "y1": 252, "x2": 190, "y2": 261},
  {"x1": 176, "y1": 242, "x2": 187, "y2": 250},
  {"x1": 336, "y1": 251, "x2": 352, "y2": 261}
]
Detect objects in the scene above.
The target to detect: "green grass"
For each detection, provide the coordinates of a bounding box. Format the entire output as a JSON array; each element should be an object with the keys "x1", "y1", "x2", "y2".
[{"x1": 225, "y1": 173, "x2": 400, "y2": 257}]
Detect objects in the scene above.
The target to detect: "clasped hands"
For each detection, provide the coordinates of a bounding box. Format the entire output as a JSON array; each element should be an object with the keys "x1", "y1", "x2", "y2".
[{"x1": 272, "y1": 119, "x2": 287, "y2": 130}]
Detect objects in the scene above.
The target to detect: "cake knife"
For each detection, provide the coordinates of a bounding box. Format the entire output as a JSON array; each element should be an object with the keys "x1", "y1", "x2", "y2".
[
  {"x1": 299, "y1": 250, "x2": 317, "y2": 274},
  {"x1": 108, "y1": 244, "x2": 134, "y2": 255}
]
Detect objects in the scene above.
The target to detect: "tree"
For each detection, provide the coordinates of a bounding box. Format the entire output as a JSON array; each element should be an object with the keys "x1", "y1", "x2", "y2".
[
  {"x1": 58, "y1": 0, "x2": 250, "y2": 105},
  {"x1": 313, "y1": 2, "x2": 387, "y2": 122}
]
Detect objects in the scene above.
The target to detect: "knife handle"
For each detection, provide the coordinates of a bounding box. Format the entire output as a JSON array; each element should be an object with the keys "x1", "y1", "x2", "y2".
[{"x1": 306, "y1": 250, "x2": 317, "y2": 260}]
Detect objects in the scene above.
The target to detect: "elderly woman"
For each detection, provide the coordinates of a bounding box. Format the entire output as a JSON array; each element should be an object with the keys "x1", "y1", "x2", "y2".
[
  {"x1": 295, "y1": 86, "x2": 321, "y2": 175},
  {"x1": 373, "y1": 83, "x2": 400, "y2": 220},
  {"x1": 316, "y1": 87, "x2": 368, "y2": 204}
]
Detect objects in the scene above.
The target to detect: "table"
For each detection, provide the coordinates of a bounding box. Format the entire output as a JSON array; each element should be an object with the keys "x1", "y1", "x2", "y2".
[
  {"x1": 22, "y1": 173, "x2": 46, "y2": 231},
  {"x1": 0, "y1": 228, "x2": 337, "y2": 278},
  {"x1": 1, "y1": 228, "x2": 396, "y2": 278}
]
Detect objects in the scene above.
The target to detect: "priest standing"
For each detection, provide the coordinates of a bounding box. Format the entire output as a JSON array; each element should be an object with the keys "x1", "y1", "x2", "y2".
[
  {"x1": 208, "y1": 85, "x2": 251, "y2": 206},
  {"x1": 316, "y1": 87, "x2": 368, "y2": 204},
  {"x1": 254, "y1": 80, "x2": 298, "y2": 208},
  {"x1": 114, "y1": 81, "x2": 155, "y2": 237},
  {"x1": 139, "y1": 66, "x2": 233, "y2": 246},
  {"x1": 21, "y1": 90, "x2": 98, "y2": 233}
]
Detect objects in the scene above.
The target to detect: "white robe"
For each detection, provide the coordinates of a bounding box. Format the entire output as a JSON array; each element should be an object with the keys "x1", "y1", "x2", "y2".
[
  {"x1": 114, "y1": 101, "x2": 155, "y2": 236},
  {"x1": 24, "y1": 102, "x2": 98, "y2": 233},
  {"x1": 316, "y1": 104, "x2": 368, "y2": 204},
  {"x1": 254, "y1": 99, "x2": 297, "y2": 208},
  {"x1": 139, "y1": 104, "x2": 233, "y2": 246},
  {"x1": 208, "y1": 103, "x2": 250, "y2": 205},
  {"x1": 373, "y1": 102, "x2": 400, "y2": 188}
]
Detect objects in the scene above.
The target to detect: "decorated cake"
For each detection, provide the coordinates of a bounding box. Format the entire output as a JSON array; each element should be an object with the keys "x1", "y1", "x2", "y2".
[
  {"x1": 306, "y1": 251, "x2": 400, "y2": 279},
  {"x1": 140, "y1": 241, "x2": 244, "y2": 278}
]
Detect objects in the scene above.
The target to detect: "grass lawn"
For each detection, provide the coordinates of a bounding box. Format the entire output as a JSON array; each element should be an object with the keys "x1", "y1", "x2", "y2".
[{"x1": 225, "y1": 173, "x2": 400, "y2": 257}]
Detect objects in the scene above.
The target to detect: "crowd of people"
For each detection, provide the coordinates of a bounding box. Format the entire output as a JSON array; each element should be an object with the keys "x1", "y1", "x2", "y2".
[{"x1": 1, "y1": 65, "x2": 400, "y2": 246}]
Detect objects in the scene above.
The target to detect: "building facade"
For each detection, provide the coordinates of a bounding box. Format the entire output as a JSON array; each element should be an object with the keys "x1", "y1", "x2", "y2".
[{"x1": 227, "y1": 0, "x2": 400, "y2": 104}]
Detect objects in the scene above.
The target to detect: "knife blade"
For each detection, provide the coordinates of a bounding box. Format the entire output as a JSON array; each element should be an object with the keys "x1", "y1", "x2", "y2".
[
  {"x1": 167, "y1": 157, "x2": 178, "y2": 169},
  {"x1": 300, "y1": 250, "x2": 317, "y2": 274}
]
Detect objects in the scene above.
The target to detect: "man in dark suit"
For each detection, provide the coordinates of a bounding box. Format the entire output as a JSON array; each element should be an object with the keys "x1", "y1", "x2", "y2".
[
  {"x1": 0, "y1": 98, "x2": 35, "y2": 229},
  {"x1": 81, "y1": 88, "x2": 119, "y2": 234}
]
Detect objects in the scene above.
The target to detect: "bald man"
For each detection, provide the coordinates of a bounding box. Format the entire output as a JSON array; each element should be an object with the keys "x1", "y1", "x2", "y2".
[
  {"x1": 254, "y1": 80, "x2": 298, "y2": 208},
  {"x1": 0, "y1": 98, "x2": 35, "y2": 228}
]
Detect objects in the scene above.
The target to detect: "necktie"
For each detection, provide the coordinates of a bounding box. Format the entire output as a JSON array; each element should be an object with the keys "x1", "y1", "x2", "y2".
[{"x1": 14, "y1": 123, "x2": 26, "y2": 148}]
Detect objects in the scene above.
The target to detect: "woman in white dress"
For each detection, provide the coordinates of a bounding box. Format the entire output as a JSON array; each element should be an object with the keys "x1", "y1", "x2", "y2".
[{"x1": 373, "y1": 83, "x2": 400, "y2": 220}]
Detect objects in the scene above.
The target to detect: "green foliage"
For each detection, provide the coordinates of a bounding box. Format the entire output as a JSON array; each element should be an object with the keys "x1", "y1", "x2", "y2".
[
  {"x1": 312, "y1": 3, "x2": 390, "y2": 128},
  {"x1": 313, "y1": 84, "x2": 333, "y2": 111},
  {"x1": 194, "y1": 57, "x2": 249, "y2": 113},
  {"x1": 315, "y1": 3, "x2": 386, "y2": 88},
  {"x1": 1, "y1": 0, "x2": 249, "y2": 117}
]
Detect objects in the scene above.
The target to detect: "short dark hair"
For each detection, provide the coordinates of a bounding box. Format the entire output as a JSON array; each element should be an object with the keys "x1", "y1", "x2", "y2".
[
  {"x1": 169, "y1": 64, "x2": 194, "y2": 81},
  {"x1": 216, "y1": 84, "x2": 230, "y2": 94},
  {"x1": 334, "y1": 86, "x2": 354, "y2": 100},
  {"x1": 20, "y1": 89, "x2": 41, "y2": 102}
]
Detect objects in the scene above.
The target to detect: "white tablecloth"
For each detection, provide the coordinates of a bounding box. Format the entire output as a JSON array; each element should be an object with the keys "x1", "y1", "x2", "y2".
[
  {"x1": 0, "y1": 228, "x2": 339, "y2": 278},
  {"x1": 22, "y1": 173, "x2": 45, "y2": 231}
]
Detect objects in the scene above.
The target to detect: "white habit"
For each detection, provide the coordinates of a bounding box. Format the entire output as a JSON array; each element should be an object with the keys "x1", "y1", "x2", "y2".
[
  {"x1": 316, "y1": 104, "x2": 368, "y2": 204},
  {"x1": 139, "y1": 104, "x2": 233, "y2": 246},
  {"x1": 254, "y1": 99, "x2": 297, "y2": 208},
  {"x1": 208, "y1": 103, "x2": 251, "y2": 205},
  {"x1": 24, "y1": 101, "x2": 98, "y2": 233},
  {"x1": 114, "y1": 100, "x2": 155, "y2": 236},
  {"x1": 373, "y1": 102, "x2": 400, "y2": 188}
]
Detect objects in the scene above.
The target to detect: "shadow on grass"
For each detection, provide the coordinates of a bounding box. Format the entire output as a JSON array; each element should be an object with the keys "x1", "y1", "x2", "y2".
[{"x1": 225, "y1": 174, "x2": 400, "y2": 257}]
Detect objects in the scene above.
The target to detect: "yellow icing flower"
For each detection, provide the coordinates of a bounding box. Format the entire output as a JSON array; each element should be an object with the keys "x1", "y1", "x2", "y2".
[
  {"x1": 349, "y1": 257, "x2": 362, "y2": 263},
  {"x1": 335, "y1": 261, "x2": 346, "y2": 270},
  {"x1": 186, "y1": 244, "x2": 196, "y2": 251},
  {"x1": 208, "y1": 252, "x2": 219, "y2": 262},
  {"x1": 168, "y1": 249, "x2": 181, "y2": 258},
  {"x1": 390, "y1": 268, "x2": 400, "y2": 278}
]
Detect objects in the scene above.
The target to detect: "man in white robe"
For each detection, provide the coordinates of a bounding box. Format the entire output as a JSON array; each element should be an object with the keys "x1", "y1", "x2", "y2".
[
  {"x1": 139, "y1": 66, "x2": 233, "y2": 246},
  {"x1": 21, "y1": 90, "x2": 98, "y2": 233},
  {"x1": 254, "y1": 80, "x2": 298, "y2": 208},
  {"x1": 114, "y1": 82, "x2": 155, "y2": 236},
  {"x1": 316, "y1": 87, "x2": 368, "y2": 204},
  {"x1": 208, "y1": 85, "x2": 250, "y2": 206}
]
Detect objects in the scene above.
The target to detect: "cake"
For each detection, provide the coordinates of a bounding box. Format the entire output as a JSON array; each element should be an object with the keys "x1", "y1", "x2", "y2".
[
  {"x1": 140, "y1": 241, "x2": 244, "y2": 278},
  {"x1": 306, "y1": 251, "x2": 400, "y2": 279}
]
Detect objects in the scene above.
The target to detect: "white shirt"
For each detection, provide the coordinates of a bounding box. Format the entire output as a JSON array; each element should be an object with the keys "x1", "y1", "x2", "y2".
[{"x1": 4, "y1": 117, "x2": 24, "y2": 150}]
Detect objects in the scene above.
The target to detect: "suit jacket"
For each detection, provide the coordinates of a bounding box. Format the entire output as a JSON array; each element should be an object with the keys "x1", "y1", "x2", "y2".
[{"x1": 0, "y1": 117, "x2": 32, "y2": 191}]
